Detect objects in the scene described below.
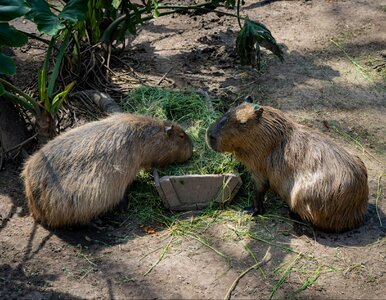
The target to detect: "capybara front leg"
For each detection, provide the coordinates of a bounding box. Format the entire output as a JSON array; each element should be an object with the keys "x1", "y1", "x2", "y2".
[{"x1": 244, "y1": 173, "x2": 269, "y2": 216}]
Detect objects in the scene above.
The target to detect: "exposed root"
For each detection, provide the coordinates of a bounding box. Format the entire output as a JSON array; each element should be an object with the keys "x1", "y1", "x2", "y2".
[{"x1": 71, "y1": 90, "x2": 122, "y2": 114}]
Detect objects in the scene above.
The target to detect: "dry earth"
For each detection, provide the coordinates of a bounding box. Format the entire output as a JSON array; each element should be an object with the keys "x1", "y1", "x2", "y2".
[{"x1": 1, "y1": 0, "x2": 386, "y2": 299}]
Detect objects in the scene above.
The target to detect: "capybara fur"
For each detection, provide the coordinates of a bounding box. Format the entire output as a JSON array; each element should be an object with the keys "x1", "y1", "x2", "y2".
[
  {"x1": 206, "y1": 102, "x2": 368, "y2": 233},
  {"x1": 22, "y1": 113, "x2": 193, "y2": 228}
]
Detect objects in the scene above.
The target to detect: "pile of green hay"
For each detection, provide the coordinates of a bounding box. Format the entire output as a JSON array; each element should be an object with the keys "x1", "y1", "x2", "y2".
[
  {"x1": 122, "y1": 86, "x2": 239, "y2": 176},
  {"x1": 120, "y1": 86, "x2": 250, "y2": 223}
]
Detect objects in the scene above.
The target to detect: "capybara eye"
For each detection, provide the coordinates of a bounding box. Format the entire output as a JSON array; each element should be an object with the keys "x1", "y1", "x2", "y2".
[{"x1": 179, "y1": 133, "x2": 185, "y2": 139}]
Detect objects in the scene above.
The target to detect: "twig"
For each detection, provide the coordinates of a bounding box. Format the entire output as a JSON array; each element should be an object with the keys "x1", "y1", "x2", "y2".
[
  {"x1": 224, "y1": 247, "x2": 272, "y2": 300},
  {"x1": 106, "y1": 43, "x2": 112, "y2": 77},
  {"x1": 0, "y1": 147, "x2": 3, "y2": 170},
  {"x1": 157, "y1": 67, "x2": 174, "y2": 85},
  {"x1": 79, "y1": 267, "x2": 93, "y2": 280},
  {"x1": 5, "y1": 132, "x2": 38, "y2": 154},
  {"x1": 24, "y1": 32, "x2": 57, "y2": 48},
  {"x1": 79, "y1": 253, "x2": 98, "y2": 267},
  {"x1": 375, "y1": 173, "x2": 385, "y2": 227},
  {"x1": 144, "y1": 236, "x2": 174, "y2": 276}
]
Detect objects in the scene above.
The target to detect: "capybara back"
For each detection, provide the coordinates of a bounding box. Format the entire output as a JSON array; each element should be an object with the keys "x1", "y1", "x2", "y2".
[
  {"x1": 22, "y1": 113, "x2": 193, "y2": 227},
  {"x1": 206, "y1": 102, "x2": 368, "y2": 232}
]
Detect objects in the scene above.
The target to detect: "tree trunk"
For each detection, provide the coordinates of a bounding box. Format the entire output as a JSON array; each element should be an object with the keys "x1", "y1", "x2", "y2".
[
  {"x1": 36, "y1": 110, "x2": 56, "y2": 146},
  {"x1": 0, "y1": 100, "x2": 31, "y2": 162}
]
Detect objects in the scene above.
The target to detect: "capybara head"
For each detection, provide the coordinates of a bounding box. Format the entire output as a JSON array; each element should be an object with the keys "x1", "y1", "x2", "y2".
[
  {"x1": 150, "y1": 121, "x2": 193, "y2": 167},
  {"x1": 206, "y1": 101, "x2": 267, "y2": 154}
]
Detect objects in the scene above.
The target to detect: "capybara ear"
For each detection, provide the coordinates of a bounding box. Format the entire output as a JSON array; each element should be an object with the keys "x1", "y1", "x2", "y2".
[
  {"x1": 165, "y1": 124, "x2": 174, "y2": 136},
  {"x1": 254, "y1": 106, "x2": 264, "y2": 120},
  {"x1": 245, "y1": 95, "x2": 253, "y2": 103}
]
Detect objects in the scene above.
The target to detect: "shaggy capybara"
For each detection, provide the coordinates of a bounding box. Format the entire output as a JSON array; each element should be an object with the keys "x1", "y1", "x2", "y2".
[
  {"x1": 206, "y1": 100, "x2": 368, "y2": 233},
  {"x1": 22, "y1": 113, "x2": 193, "y2": 228}
]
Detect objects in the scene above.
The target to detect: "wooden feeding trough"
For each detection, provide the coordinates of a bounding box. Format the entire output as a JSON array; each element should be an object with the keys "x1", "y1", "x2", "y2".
[{"x1": 153, "y1": 169, "x2": 242, "y2": 211}]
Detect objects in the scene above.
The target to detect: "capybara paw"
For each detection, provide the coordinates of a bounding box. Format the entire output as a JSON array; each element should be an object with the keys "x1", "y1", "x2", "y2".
[{"x1": 243, "y1": 206, "x2": 263, "y2": 216}]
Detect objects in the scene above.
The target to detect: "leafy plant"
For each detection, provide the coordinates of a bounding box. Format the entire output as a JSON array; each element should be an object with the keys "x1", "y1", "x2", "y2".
[
  {"x1": 1, "y1": 0, "x2": 283, "y2": 147},
  {"x1": 0, "y1": 0, "x2": 86, "y2": 143},
  {"x1": 236, "y1": 19, "x2": 283, "y2": 67},
  {"x1": 82, "y1": 0, "x2": 283, "y2": 68},
  {"x1": 0, "y1": 0, "x2": 30, "y2": 86}
]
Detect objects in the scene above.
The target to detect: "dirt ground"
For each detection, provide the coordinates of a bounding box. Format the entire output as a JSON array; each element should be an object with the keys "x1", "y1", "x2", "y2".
[{"x1": 1, "y1": 0, "x2": 386, "y2": 299}]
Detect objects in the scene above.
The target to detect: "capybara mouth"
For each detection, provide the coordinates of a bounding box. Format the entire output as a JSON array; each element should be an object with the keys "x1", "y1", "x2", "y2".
[{"x1": 206, "y1": 129, "x2": 221, "y2": 152}]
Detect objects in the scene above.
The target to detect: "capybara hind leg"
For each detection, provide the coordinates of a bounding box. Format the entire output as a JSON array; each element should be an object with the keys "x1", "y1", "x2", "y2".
[{"x1": 117, "y1": 185, "x2": 130, "y2": 211}]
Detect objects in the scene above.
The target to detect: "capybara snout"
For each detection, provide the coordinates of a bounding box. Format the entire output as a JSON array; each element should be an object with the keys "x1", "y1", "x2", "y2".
[
  {"x1": 207, "y1": 101, "x2": 369, "y2": 233},
  {"x1": 206, "y1": 103, "x2": 265, "y2": 154},
  {"x1": 22, "y1": 113, "x2": 193, "y2": 228}
]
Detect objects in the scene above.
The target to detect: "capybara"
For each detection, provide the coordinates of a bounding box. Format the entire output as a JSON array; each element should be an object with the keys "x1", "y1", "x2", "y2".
[
  {"x1": 206, "y1": 100, "x2": 368, "y2": 233},
  {"x1": 22, "y1": 113, "x2": 193, "y2": 228}
]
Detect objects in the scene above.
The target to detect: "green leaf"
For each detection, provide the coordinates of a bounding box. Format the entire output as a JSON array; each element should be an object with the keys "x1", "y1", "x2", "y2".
[
  {"x1": 59, "y1": 0, "x2": 88, "y2": 25},
  {"x1": 26, "y1": 0, "x2": 64, "y2": 36},
  {"x1": 236, "y1": 19, "x2": 283, "y2": 66},
  {"x1": 153, "y1": 0, "x2": 160, "y2": 17},
  {"x1": 128, "y1": 2, "x2": 142, "y2": 24},
  {"x1": 86, "y1": 0, "x2": 102, "y2": 43},
  {"x1": 38, "y1": 37, "x2": 55, "y2": 110},
  {"x1": 2, "y1": 89, "x2": 36, "y2": 112},
  {"x1": 225, "y1": 0, "x2": 236, "y2": 9},
  {"x1": 101, "y1": 15, "x2": 125, "y2": 45},
  {"x1": 50, "y1": 81, "x2": 75, "y2": 114},
  {"x1": 146, "y1": 0, "x2": 152, "y2": 13},
  {"x1": 112, "y1": 0, "x2": 122, "y2": 10},
  {"x1": 47, "y1": 30, "x2": 71, "y2": 97},
  {"x1": 0, "y1": 0, "x2": 30, "y2": 21},
  {"x1": 0, "y1": 52, "x2": 16, "y2": 75},
  {"x1": 38, "y1": 69, "x2": 47, "y2": 107},
  {"x1": 0, "y1": 23, "x2": 28, "y2": 47}
]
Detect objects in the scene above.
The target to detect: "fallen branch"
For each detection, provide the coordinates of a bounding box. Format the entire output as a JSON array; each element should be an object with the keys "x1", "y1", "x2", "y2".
[
  {"x1": 376, "y1": 173, "x2": 385, "y2": 227},
  {"x1": 71, "y1": 90, "x2": 122, "y2": 114},
  {"x1": 0, "y1": 147, "x2": 3, "y2": 170},
  {"x1": 224, "y1": 247, "x2": 272, "y2": 300},
  {"x1": 5, "y1": 132, "x2": 38, "y2": 154},
  {"x1": 157, "y1": 67, "x2": 174, "y2": 86}
]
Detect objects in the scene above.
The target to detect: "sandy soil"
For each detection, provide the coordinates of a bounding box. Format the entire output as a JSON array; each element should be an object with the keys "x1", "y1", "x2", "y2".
[{"x1": 1, "y1": 0, "x2": 385, "y2": 299}]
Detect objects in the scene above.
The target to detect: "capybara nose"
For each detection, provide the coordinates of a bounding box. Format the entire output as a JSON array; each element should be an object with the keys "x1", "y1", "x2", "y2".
[
  {"x1": 206, "y1": 130, "x2": 218, "y2": 151},
  {"x1": 207, "y1": 132, "x2": 216, "y2": 145}
]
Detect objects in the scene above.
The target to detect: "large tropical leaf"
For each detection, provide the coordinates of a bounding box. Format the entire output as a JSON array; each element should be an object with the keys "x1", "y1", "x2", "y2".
[
  {"x1": 0, "y1": 23, "x2": 28, "y2": 47},
  {"x1": 26, "y1": 0, "x2": 87, "y2": 36},
  {"x1": 0, "y1": 0, "x2": 30, "y2": 21},
  {"x1": 59, "y1": 0, "x2": 88, "y2": 25},
  {"x1": 236, "y1": 19, "x2": 283, "y2": 66},
  {"x1": 0, "y1": 52, "x2": 16, "y2": 75},
  {"x1": 26, "y1": 0, "x2": 64, "y2": 36}
]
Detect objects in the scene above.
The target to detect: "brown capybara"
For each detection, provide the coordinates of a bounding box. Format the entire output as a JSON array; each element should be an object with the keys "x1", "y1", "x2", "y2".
[
  {"x1": 206, "y1": 100, "x2": 368, "y2": 233},
  {"x1": 22, "y1": 113, "x2": 193, "y2": 228}
]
